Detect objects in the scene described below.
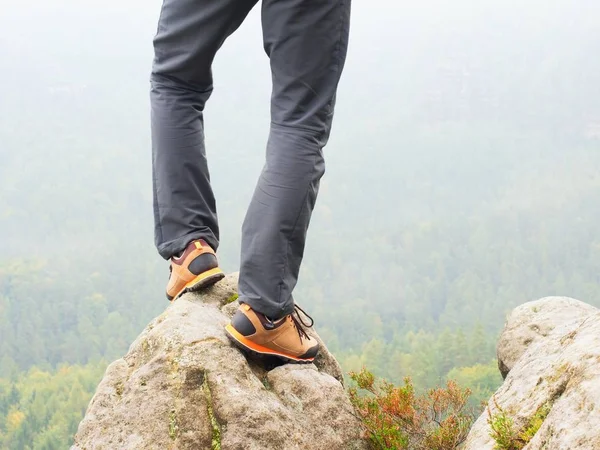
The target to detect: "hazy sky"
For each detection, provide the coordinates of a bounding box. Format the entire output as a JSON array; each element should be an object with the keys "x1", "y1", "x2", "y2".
[
  {"x1": 1, "y1": 0, "x2": 599, "y2": 258},
  {"x1": 3, "y1": 1, "x2": 597, "y2": 102}
]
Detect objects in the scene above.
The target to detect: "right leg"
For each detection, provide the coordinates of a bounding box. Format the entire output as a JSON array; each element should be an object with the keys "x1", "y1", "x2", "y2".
[
  {"x1": 238, "y1": 0, "x2": 351, "y2": 319},
  {"x1": 151, "y1": 0, "x2": 258, "y2": 260},
  {"x1": 226, "y1": 0, "x2": 350, "y2": 363}
]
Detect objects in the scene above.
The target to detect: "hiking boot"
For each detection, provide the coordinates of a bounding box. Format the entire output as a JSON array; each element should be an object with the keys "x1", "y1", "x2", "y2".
[
  {"x1": 166, "y1": 239, "x2": 224, "y2": 301},
  {"x1": 225, "y1": 303, "x2": 320, "y2": 363}
]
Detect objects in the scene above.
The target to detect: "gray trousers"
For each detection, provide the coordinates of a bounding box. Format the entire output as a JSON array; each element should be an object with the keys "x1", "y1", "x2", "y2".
[{"x1": 151, "y1": 0, "x2": 351, "y2": 319}]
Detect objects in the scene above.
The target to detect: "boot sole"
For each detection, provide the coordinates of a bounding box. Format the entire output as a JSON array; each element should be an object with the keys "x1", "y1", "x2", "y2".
[
  {"x1": 224, "y1": 324, "x2": 315, "y2": 364},
  {"x1": 170, "y1": 267, "x2": 225, "y2": 301}
]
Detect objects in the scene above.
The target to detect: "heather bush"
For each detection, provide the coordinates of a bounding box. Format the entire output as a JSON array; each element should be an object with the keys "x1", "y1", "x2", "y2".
[{"x1": 349, "y1": 368, "x2": 474, "y2": 450}]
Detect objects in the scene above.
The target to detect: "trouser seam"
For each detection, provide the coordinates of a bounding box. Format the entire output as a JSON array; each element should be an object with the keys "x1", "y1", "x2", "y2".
[
  {"x1": 278, "y1": 151, "x2": 319, "y2": 312},
  {"x1": 274, "y1": 0, "x2": 347, "y2": 313},
  {"x1": 328, "y1": 0, "x2": 347, "y2": 113}
]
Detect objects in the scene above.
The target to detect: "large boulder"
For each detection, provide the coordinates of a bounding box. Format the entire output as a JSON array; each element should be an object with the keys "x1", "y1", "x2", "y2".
[
  {"x1": 464, "y1": 296, "x2": 600, "y2": 450},
  {"x1": 72, "y1": 273, "x2": 367, "y2": 450}
]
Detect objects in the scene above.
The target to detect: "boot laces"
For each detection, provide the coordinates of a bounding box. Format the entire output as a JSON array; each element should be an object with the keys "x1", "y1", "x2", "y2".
[{"x1": 290, "y1": 304, "x2": 314, "y2": 341}]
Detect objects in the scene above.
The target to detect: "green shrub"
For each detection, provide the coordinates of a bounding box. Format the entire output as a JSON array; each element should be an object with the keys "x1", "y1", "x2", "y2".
[{"x1": 488, "y1": 397, "x2": 551, "y2": 450}]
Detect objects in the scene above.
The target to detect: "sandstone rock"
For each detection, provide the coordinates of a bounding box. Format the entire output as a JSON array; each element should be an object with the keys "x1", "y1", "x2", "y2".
[
  {"x1": 496, "y1": 296, "x2": 597, "y2": 378},
  {"x1": 72, "y1": 273, "x2": 367, "y2": 450},
  {"x1": 464, "y1": 296, "x2": 600, "y2": 450}
]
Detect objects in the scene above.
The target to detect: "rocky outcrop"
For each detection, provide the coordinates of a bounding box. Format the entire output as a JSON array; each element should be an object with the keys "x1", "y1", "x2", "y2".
[
  {"x1": 464, "y1": 296, "x2": 600, "y2": 450},
  {"x1": 72, "y1": 274, "x2": 367, "y2": 450}
]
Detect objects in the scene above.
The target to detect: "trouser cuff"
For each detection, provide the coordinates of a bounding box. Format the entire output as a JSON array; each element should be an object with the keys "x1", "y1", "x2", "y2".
[{"x1": 157, "y1": 230, "x2": 218, "y2": 260}]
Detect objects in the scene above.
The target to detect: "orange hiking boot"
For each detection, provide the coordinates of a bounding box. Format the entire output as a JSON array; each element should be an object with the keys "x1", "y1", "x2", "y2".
[
  {"x1": 225, "y1": 303, "x2": 319, "y2": 363},
  {"x1": 166, "y1": 239, "x2": 224, "y2": 301}
]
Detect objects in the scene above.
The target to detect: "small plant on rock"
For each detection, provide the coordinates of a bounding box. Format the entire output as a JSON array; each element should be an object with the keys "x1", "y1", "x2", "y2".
[
  {"x1": 488, "y1": 396, "x2": 551, "y2": 450},
  {"x1": 488, "y1": 398, "x2": 521, "y2": 450}
]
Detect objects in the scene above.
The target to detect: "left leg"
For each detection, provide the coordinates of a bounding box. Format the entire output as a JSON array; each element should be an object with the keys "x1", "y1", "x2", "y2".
[
  {"x1": 151, "y1": 0, "x2": 258, "y2": 260},
  {"x1": 151, "y1": 0, "x2": 258, "y2": 300}
]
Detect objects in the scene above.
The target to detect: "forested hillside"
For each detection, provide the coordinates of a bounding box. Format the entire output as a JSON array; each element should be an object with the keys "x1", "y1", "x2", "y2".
[{"x1": 2, "y1": 0, "x2": 600, "y2": 448}]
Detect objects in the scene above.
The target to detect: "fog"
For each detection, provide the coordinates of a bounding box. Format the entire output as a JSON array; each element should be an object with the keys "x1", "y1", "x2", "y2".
[{"x1": 1, "y1": 0, "x2": 600, "y2": 386}]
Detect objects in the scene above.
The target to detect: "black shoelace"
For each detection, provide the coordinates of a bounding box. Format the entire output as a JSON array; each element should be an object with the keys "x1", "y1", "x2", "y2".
[{"x1": 290, "y1": 304, "x2": 314, "y2": 341}]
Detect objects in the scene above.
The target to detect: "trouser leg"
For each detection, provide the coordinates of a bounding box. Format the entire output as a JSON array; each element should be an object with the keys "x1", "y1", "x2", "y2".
[
  {"x1": 151, "y1": 0, "x2": 257, "y2": 259},
  {"x1": 239, "y1": 0, "x2": 352, "y2": 319}
]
